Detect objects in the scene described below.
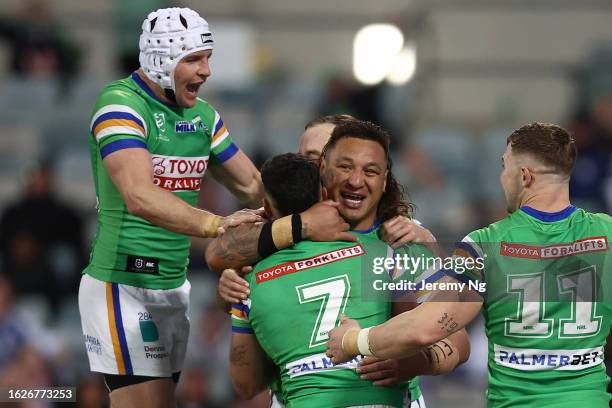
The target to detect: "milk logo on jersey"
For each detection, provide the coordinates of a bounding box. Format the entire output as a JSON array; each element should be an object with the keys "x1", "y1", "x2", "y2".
[
  {"x1": 175, "y1": 121, "x2": 197, "y2": 133},
  {"x1": 153, "y1": 112, "x2": 166, "y2": 131},
  {"x1": 151, "y1": 155, "x2": 209, "y2": 191}
]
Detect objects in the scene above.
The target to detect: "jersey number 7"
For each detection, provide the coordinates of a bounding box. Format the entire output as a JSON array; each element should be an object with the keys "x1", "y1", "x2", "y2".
[{"x1": 296, "y1": 275, "x2": 351, "y2": 348}]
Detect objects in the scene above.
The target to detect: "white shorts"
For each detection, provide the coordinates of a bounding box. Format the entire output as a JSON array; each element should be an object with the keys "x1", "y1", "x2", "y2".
[{"x1": 79, "y1": 274, "x2": 190, "y2": 377}]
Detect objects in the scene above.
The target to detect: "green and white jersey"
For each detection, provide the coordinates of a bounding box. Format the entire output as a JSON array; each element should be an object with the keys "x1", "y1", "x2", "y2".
[
  {"x1": 454, "y1": 206, "x2": 612, "y2": 408},
  {"x1": 85, "y1": 72, "x2": 238, "y2": 289},
  {"x1": 232, "y1": 225, "x2": 437, "y2": 408}
]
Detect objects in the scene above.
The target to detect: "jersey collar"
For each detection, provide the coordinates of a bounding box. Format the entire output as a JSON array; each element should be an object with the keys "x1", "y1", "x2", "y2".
[
  {"x1": 520, "y1": 205, "x2": 577, "y2": 222},
  {"x1": 131, "y1": 71, "x2": 174, "y2": 107},
  {"x1": 353, "y1": 218, "x2": 381, "y2": 234}
]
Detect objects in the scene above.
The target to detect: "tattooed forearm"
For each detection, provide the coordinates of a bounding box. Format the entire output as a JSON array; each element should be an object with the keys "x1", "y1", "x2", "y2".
[
  {"x1": 437, "y1": 313, "x2": 458, "y2": 334},
  {"x1": 230, "y1": 344, "x2": 249, "y2": 367},
  {"x1": 206, "y1": 222, "x2": 264, "y2": 272}
]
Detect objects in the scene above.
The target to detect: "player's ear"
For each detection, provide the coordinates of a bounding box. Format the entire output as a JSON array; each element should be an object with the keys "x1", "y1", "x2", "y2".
[
  {"x1": 263, "y1": 197, "x2": 274, "y2": 218},
  {"x1": 521, "y1": 166, "x2": 533, "y2": 187}
]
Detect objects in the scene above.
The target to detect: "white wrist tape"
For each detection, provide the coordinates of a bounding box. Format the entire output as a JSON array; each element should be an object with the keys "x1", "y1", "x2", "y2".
[{"x1": 357, "y1": 327, "x2": 374, "y2": 356}]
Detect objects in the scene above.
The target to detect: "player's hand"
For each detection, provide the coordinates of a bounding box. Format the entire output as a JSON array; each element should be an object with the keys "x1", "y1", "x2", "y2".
[
  {"x1": 300, "y1": 201, "x2": 356, "y2": 242},
  {"x1": 218, "y1": 208, "x2": 265, "y2": 234},
  {"x1": 217, "y1": 267, "x2": 252, "y2": 303},
  {"x1": 326, "y1": 314, "x2": 361, "y2": 364},
  {"x1": 380, "y1": 216, "x2": 436, "y2": 249},
  {"x1": 357, "y1": 357, "x2": 410, "y2": 386}
]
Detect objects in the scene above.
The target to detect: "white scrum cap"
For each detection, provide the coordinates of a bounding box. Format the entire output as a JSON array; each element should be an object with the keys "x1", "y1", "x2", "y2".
[{"x1": 139, "y1": 8, "x2": 213, "y2": 91}]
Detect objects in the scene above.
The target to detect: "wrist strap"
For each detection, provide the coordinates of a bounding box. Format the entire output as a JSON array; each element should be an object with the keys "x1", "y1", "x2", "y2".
[
  {"x1": 202, "y1": 214, "x2": 222, "y2": 237},
  {"x1": 291, "y1": 213, "x2": 303, "y2": 244},
  {"x1": 257, "y1": 221, "x2": 278, "y2": 258},
  {"x1": 271, "y1": 215, "x2": 293, "y2": 249},
  {"x1": 357, "y1": 327, "x2": 374, "y2": 356},
  {"x1": 341, "y1": 328, "x2": 360, "y2": 357},
  {"x1": 257, "y1": 214, "x2": 304, "y2": 258}
]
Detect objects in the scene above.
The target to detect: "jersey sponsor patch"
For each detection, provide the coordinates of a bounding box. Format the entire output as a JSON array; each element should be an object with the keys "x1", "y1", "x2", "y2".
[
  {"x1": 494, "y1": 344, "x2": 604, "y2": 371},
  {"x1": 500, "y1": 237, "x2": 609, "y2": 260},
  {"x1": 285, "y1": 352, "x2": 363, "y2": 378},
  {"x1": 174, "y1": 121, "x2": 197, "y2": 133},
  {"x1": 255, "y1": 244, "x2": 365, "y2": 283},
  {"x1": 126, "y1": 255, "x2": 159, "y2": 274},
  {"x1": 151, "y1": 154, "x2": 208, "y2": 192}
]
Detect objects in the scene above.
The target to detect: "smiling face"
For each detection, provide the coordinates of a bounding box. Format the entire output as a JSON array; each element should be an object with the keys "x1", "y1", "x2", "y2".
[
  {"x1": 173, "y1": 49, "x2": 212, "y2": 108},
  {"x1": 321, "y1": 137, "x2": 388, "y2": 230}
]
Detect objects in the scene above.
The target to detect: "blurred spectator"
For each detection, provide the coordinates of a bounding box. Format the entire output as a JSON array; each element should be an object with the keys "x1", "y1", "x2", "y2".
[
  {"x1": 0, "y1": 0, "x2": 80, "y2": 91},
  {"x1": 185, "y1": 303, "x2": 234, "y2": 405},
  {"x1": 176, "y1": 366, "x2": 223, "y2": 408},
  {"x1": 569, "y1": 106, "x2": 612, "y2": 213},
  {"x1": 0, "y1": 160, "x2": 87, "y2": 312},
  {"x1": 0, "y1": 275, "x2": 56, "y2": 401},
  {"x1": 316, "y1": 75, "x2": 355, "y2": 118},
  {"x1": 0, "y1": 274, "x2": 28, "y2": 369},
  {"x1": 570, "y1": 44, "x2": 612, "y2": 213}
]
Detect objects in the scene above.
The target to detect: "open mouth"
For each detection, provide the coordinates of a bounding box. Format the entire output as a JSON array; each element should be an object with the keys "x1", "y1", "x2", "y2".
[
  {"x1": 185, "y1": 82, "x2": 203, "y2": 94},
  {"x1": 340, "y1": 192, "x2": 365, "y2": 209}
]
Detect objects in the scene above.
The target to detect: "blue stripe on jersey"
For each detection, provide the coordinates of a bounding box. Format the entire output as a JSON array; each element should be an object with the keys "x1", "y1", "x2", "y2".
[
  {"x1": 455, "y1": 241, "x2": 481, "y2": 260},
  {"x1": 231, "y1": 302, "x2": 250, "y2": 314},
  {"x1": 111, "y1": 283, "x2": 134, "y2": 375},
  {"x1": 215, "y1": 142, "x2": 238, "y2": 163},
  {"x1": 214, "y1": 117, "x2": 225, "y2": 135},
  {"x1": 354, "y1": 219, "x2": 382, "y2": 234},
  {"x1": 91, "y1": 111, "x2": 145, "y2": 133},
  {"x1": 232, "y1": 326, "x2": 254, "y2": 334},
  {"x1": 520, "y1": 205, "x2": 576, "y2": 222},
  {"x1": 100, "y1": 139, "x2": 148, "y2": 159},
  {"x1": 131, "y1": 72, "x2": 169, "y2": 105}
]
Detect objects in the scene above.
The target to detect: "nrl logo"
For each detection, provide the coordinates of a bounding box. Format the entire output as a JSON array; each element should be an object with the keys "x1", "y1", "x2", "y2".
[{"x1": 154, "y1": 112, "x2": 165, "y2": 131}]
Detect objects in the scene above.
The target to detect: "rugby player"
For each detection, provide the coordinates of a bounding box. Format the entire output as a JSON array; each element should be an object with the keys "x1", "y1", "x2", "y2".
[{"x1": 327, "y1": 122, "x2": 612, "y2": 407}]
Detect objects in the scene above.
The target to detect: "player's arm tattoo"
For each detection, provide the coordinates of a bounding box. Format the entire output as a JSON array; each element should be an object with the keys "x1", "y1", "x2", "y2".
[
  {"x1": 230, "y1": 344, "x2": 249, "y2": 367},
  {"x1": 207, "y1": 222, "x2": 264, "y2": 271},
  {"x1": 437, "y1": 312, "x2": 459, "y2": 334}
]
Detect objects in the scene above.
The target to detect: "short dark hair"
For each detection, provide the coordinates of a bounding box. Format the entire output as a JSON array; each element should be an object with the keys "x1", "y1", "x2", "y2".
[
  {"x1": 507, "y1": 122, "x2": 577, "y2": 176},
  {"x1": 321, "y1": 120, "x2": 414, "y2": 221},
  {"x1": 304, "y1": 114, "x2": 356, "y2": 130},
  {"x1": 261, "y1": 153, "x2": 321, "y2": 216}
]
